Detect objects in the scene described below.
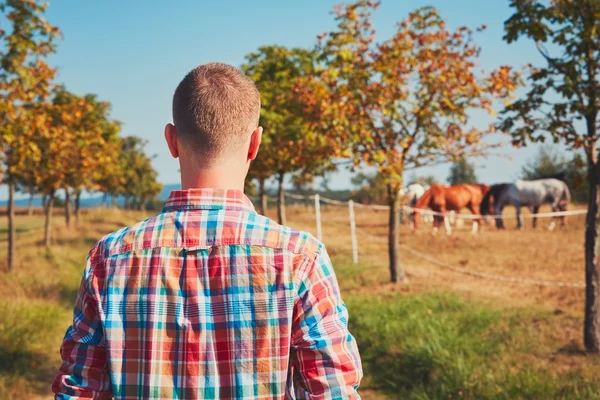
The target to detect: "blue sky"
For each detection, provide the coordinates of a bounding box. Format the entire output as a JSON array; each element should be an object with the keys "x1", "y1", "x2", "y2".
[{"x1": 37, "y1": 0, "x2": 563, "y2": 191}]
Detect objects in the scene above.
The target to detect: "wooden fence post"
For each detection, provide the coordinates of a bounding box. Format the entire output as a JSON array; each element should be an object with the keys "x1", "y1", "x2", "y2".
[
  {"x1": 349, "y1": 200, "x2": 358, "y2": 264},
  {"x1": 314, "y1": 194, "x2": 322, "y2": 241}
]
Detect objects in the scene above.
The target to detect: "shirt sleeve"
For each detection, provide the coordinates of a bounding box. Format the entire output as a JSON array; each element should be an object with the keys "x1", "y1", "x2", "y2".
[
  {"x1": 291, "y1": 245, "x2": 363, "y2": 399},
  {"x1": 52, "y1": 257, "x2": 113, "y2": 400}
]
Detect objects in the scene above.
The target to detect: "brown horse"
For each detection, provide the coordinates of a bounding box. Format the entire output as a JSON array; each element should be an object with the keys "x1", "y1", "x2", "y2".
[{"x1": 412, "y1": 183, "x2": 491, "y2": 234}]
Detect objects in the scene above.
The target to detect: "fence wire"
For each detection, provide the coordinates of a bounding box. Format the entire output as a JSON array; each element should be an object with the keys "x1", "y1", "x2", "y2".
[{"x1": 280, "y1": 191, "x2": 587, "y2": 288}]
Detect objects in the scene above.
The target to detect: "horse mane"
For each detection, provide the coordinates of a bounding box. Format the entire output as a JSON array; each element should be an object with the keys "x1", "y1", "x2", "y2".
[
  {"x1": 536, "y1": 171, "x2": 567, "y2": 182},
  {"x1": 529, "y1": 172, "x2": 572, "y2": 190},
  {"x1": 414, "y1": 187, "x2": 433, "y2": 210},
  {"x1": 480, "y1": 183, "x2": 510, "y2": 215}
]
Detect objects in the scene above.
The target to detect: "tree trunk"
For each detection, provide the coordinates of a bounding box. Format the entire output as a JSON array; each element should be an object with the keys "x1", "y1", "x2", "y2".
[
  {"x1": 101, "y1": 193, "x2": 107, "y2": 208},
  {"x1": 584, "y1": 144, "x2": 600, "y2": 352},
  {"x1": 111, "y1": 195, "x2": 117, "y2": 209},
  {"x1": 277, "y1": 172, "x2": 286, "y2": 225},
  {"x1": 259, "y1": 178, "x2": 268, "y2": 216},
  {"x1": 387, "y1": 183, "x2": 406, "y2": 283},
  {"x1": 74, "y1": 190, "x2": 81, "y2": 223},
  {"x1": 64, "y1": 188, "x2": 71, "y2": 228},
  {"x1": 7, "y1": 181, "x2": 15, "y2": 271},
  {"x1": 44, "y1": 194, "x2": 55, "y2": 248},
  {"x1": 28, "y1": 193, "x2": 34, "y2": 216}
]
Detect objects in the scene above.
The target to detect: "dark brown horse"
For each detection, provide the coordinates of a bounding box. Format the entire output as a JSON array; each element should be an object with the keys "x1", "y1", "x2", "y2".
[{"x1": 412, "y1": 183, "x2": 491, "y2": 234}]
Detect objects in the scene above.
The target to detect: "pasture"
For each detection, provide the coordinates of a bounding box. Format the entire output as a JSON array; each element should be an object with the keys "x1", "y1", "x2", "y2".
[{"x1": 1, "y1": 203, "x2": 599, "y2": 399}]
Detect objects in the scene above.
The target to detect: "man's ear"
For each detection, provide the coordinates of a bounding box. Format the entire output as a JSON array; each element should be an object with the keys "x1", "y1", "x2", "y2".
[
  {"x1": 247, "y1": 126, "x2": 263, "y2": 161},
  {"x1": 165, "y1": 123, "x2": 179, "y2": 158}
]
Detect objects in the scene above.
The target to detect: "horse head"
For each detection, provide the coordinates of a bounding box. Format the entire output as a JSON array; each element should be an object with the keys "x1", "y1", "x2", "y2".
[{"x1": 479, "y1": 188, "x2": 494, "y2": 217}]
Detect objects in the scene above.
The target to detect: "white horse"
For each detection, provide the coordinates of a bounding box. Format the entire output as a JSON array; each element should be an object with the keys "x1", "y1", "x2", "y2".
[
  {"x1": 480, "y1": 178, "x2": 570, "y2": 230},
  {"x1": 399, "y1": 183, "x2": 432, "y2": 226},
  {"x1": 400, "y1": 183, "x2": 426, "y2": 206}
]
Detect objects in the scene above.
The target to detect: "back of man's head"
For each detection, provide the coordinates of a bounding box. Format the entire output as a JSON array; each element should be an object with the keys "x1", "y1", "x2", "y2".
[{"x1": 172, "y1": 63, "x2": 260, "y2": 165}]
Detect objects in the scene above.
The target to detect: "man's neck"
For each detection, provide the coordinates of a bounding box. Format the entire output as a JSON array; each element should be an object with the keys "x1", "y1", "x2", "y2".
[{"x1": 180, "y1": 170, "x2": 245, "y2": 192}]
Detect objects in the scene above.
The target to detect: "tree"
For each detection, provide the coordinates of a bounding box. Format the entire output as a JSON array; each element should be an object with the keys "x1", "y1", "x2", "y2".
[
  {"x1": 0, "y1": 0, "x2": 59, "y2": 268},
  {"x1": 521, "y1": 145, "x2": 588, "y2": 204},
  {"x1": 50, "y1": 89, "x2": 121, "y2": 224},
  {"x1": 568, "y1": 152, "x2": 589, "y2": 204},
  {"x1": 118, "y1": 136, "x2": 162, "y2": 211},
  {"x1": 28, "y1": 99, "x2": 76, "y2": 247},
  {"x1": 521, "y1": 145, "x2": 567, "y2": 181},
  {"x1": 242, "y1": 45, "x2": 336, "y2": 225},
  {"x1": 407, "y1": 174, "x2": 437, "y2": 186},
  {"x1": 499, "y1": 0, "x2": 600, "y2": 351},
  {"x1": 447, "y1": 158, "x2": 478, "y2": 185},
  {"x1": 300, "y1": 2, "x2": 519, "y2": 283},
  {"x1": 351, "y1": 172, "x2": 387, "y2": 204}
]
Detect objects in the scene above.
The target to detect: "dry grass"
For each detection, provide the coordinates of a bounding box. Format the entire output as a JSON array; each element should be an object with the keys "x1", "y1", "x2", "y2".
[
  {"x1": 281, "y1": 203, "x2": 587, "y2": 314},
  {"x1": 0, "y1": 204, "x2": 598, "y2": 399}
]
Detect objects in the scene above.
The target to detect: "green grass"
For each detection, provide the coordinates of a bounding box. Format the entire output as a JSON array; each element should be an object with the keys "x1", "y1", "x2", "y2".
[
  {"x1": 1, "y1": 210, "x2": 600, "y2": 399},
  {"x1": 346, "y1": 289, "x2": 600, "y2": 399},
  {"x1": 0, "y1": 299, "x2": 70, "y2": 397}
]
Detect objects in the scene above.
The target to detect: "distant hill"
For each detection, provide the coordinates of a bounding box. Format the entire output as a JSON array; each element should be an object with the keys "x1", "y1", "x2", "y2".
[
  {"x1": 2, "y1": 183, "x2": 181, "y2": 208},
  {"x1": 3, "y1": 184, "x2": 356, "y2": 208}
]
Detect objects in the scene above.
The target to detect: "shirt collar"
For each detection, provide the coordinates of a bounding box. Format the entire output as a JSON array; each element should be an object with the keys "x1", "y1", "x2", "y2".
[{"x1": 163, "y1": 188, "x2": 255, "y2": 213}]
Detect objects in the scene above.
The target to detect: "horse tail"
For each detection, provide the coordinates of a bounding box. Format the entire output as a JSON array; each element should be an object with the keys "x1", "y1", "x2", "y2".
[
  {"x1": 480, "y1": 189, "x2": 492, "y2": 216},
  {"x1": 560, "y1": 181, "x2": 571, "y2": 210}
]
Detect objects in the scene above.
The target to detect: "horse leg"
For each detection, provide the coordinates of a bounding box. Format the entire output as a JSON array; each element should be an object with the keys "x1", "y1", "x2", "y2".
[
  {"x1": 444, "y1": 215, "x2": 452, "y2": 235},
  {"x1": 516, "y1": 204, "x2": 523, "y2": 230},
  {"x1": 438, "y1": 205, "x2": 451, "y2": 235},
  {"x1": 432, "y1": 215, "x2": 440, "y2": 235},
  {"x1": 532, "y1": 206, "x2": 540, "y2": 229},
  {"x1": 465, "y1": 203, "x2": 480, "y2": 234},
  {"x1": 548, "y1": 204, "x2": 558, "y2": 231},
  {"x1": 494, "y1": 204, "x2": 505, "y2": 229},
  {"x1": 558, "y1": 202, "x2": 567, "y2": 227}
]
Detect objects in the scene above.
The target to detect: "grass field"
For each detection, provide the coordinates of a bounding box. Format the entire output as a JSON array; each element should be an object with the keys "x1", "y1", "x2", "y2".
[{"x1": 1, "y1": 203, "x2": 599, "y2": 399}]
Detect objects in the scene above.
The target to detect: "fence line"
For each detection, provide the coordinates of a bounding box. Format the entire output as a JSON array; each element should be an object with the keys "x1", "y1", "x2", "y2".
[
  {"x1": 314, "y1": 194, "x2": 323, "y2": 241},
  {"x1": 283, "y1": 191, "x2": 588, "y2": 219},
  {"x1": 348, "y1": 200, "x2": 359, "y2": 265},
  {"x1": 279, "y1": 191, "x2": 588, "y2": 287}
]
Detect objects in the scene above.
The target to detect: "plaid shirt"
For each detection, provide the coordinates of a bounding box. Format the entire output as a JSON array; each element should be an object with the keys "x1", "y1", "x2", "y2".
[{"x1": 53, "y1": 189, "x2": 362, "y2": 399}]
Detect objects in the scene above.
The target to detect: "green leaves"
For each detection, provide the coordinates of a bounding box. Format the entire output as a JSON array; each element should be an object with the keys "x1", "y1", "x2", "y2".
[
  {"x1": 242, "y1": 45, "x2": 337, "y2": 185},
  {"x1": 499, "y1": 0, "x2": 600, "y2": 154}
]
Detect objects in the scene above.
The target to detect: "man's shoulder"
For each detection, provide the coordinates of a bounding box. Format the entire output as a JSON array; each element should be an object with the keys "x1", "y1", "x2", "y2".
[
  {"x1": 245, "y1": 212, "x2": 323, "y2": 258},
  {"x1": 86, "y1": 211, "x2": 324, "y2": 262},
  {"x1": 87, "y1": 213, "x2": 161, "y2": 263}
]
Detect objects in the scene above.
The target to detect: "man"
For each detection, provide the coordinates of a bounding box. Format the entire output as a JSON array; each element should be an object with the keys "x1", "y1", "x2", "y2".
[{"x1": 52, "y1": 63, "x2": 362, "y2": 399}]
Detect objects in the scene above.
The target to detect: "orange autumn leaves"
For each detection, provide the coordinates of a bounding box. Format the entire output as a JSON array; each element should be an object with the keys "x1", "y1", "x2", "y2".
[
  {"x1": 243, "y1": 46, "x2": 337, "y2": 186},
  {"x1": 9, "y1": 89, "x2": 122, "y2": 198},
  {"x1": 296, "y1": 2, "x2": 521, "y2": 189}
]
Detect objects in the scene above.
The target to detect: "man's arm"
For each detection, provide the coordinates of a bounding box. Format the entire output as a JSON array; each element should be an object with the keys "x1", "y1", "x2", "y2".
[
  {"x1": 291, "y1": 245, "x2": 363, "y2": 399},
  {"x1": 52, "y1": 261, "x2": 112, "y2": 400}
]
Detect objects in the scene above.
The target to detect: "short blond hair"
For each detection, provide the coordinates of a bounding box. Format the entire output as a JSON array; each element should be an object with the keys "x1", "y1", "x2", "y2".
[{"x1": 172, "y1": 63, "x2": 260, "y2": 162}]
